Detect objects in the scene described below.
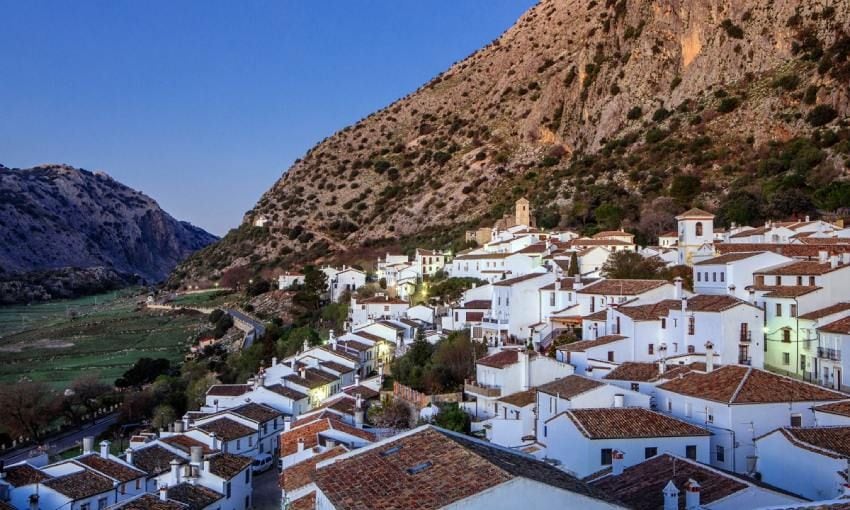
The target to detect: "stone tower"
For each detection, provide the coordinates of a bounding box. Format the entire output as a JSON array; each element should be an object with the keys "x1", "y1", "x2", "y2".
[{"x1": 515, "y1": 197, "x2": 530, "y2": 227}]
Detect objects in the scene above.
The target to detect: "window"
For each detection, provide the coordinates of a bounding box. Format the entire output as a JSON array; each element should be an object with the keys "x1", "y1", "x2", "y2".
[
  {"x1": 696, "y1": 222, "x2": 703, "y2": 236},
  {"x1": 245, "y1": 469, "x2": 251, "y2": 483},
  {"x1": 549, "y1": 293, "x2": 555, "y2": 306},
  {"x1": 607, "y1": 351, "x2": 614, "y2": 362},
  {"x1": 783, "y1": 329, "x2": 791, "y2": 343},
  {"x1": 791, "y1": 414, "x2": 802, "y2": 427},
  {"x1": 136, "y1": 479, "x2": 141, "y2": 490},
  {"x1": 783, "y1": 352, "x2": 791, "y2": 365},
  {"x1": 81, "y1": 505, "x2": 91, "y2": 510},
  {"x1": 98, "y1": 499, "x2": 108, "y2": 510},
  {"x1": 686, "y1": 445, "x2": 697, "y2": 460},
  {"x1": 712, "y1": 272, "x2": 717, "y2": 282},
  {"x1": 791, "y1": 304, "x2": 798, "y2": 317},
  {"x1": 631, "y1": 383, "x2": 639, "y2": 392},
  {"x1": 720, "y1": 272, "x2": 725, "y2": 282},
  {"x1": 246, "y1": 496, "x2": 250, "y2": 509},
  {"x1": 810, "y1": 276, "x2": 816, "y2": 286},
  {"x1": 645, "y1": 447, "x2": 658, "y2": 459},
  {"x1": 667, "y1": 399, "x2": 672, "y2": 413},
  {"x1": 236, "y1": 439, "x2": 241, "y2": 450},
  {"x1": 601, "y1": 448, "x2": 613, "y2": 466},
  {"x1": 797, "y1": 276, "x2": 803, "y2": 286},
  {"x1": 697, "y1": 272, "x2": 701, "y2": 282},
  {"x1": 706, "y1": 408, "x2": 714, "y2": 423},
  {"x1": 648, "y1": 344, "x2": 654, "y2": 355},
  {"x1": 716, "y1": 445, "x2": 725, "y2": 463},
  {"x1": 776, "y1": 303, "x2": 782, "y2": 317},
  {"x1": 543, "y1": 425, "x2": 548, "y2": 437},
  {"x1": 226, "y1": 482, "x2": 232, "y2": 498},
  {"x1": 801, "y1": 355, "x2": 807, "y2": 371},
  {"x1": 685, "y1": 402, "x2": 692, "y2": 417},
  {"x1": 688, "y1": 317, "x2": 695, "y2": 335},
  {"x1": 661, "y1": 318, "x2": 666, "y2": 329}
]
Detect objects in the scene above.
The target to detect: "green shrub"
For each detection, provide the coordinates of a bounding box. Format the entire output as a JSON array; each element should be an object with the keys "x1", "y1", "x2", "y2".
[
  {"x1": 717, "y1": 97, "x2": 740, "y2": 113},
  {"x1": 721, "y1": 19, "x2": 744, "y2": 39},
  {"x1": 627, "y1": 106, "x2": 642, "y2": 120},
  {"x1": 772, "y1": 74, "x2": 800, "y2": 90},
  {"x1": 807, "y1": 105, "x2": 838, "y2": 127}
]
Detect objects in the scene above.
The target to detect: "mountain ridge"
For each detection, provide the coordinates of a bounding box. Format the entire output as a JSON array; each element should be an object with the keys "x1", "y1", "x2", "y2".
[{"x1": 173, "y1": 0, "x2": 850, "y2": 286}]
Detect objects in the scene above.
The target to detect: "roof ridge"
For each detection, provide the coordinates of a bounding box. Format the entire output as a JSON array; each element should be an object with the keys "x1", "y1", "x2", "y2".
[{"x1": 729, "y1": 367, "x2": 752, "y2": 404}]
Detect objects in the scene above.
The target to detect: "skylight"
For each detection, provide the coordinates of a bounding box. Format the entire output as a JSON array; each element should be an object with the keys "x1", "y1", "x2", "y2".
[
  {"x1": 406, "y1": 461, "x2": 433, "y2": 475},
  {"x1": 380, "y1": 446, "x2": 402, "y2": 457}
]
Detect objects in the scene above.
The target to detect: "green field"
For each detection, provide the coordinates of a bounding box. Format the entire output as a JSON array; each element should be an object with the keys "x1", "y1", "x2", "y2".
[
  {"x1": 168, "y1": 290, "x2": 238, "y2": 308},
  {"x1": 0, "y1": 291, "x2": 206, "y2": 388}
]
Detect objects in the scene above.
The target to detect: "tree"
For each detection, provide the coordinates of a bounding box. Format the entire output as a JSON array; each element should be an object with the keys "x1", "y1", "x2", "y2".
[
  {"x1": 669, "y1": 175, "x2": 701, "y2": 205},
  {"x1": 246, "y1": 278, "x2": 271, "y2": 297},
  {"x1": 428, "y1": 278, "x2": 486, "y2": 304},
  {"x1": 367, "y1": 398, "x2": 412, "y2": 430},
  {"x1": 638, "y1": 197, "x2": 678, "y2": 240},
  {"x1": 716, "y1": 190, "x2": 764, "y2": 227},
  {"x1": 115, "y1": 358, "x2": 172, "y2": 389},
  {"x1": 118, "y1": 391, "x2": 156, "y2": 424},
  {"x1": 434, "y1": 403, "x2": 471, "y2": 433},
  {"x1": 567, "y1": 252, "x2": 579, "y2": 277},
  {"x1": 594, "y1": 203, "x2": 624, "y2": 231},
  {"x1": 186, "y1": 373, "x2": 219, "y2": 410},
  {"x1": 601, "y1": 251, "x2": 667, "y2": 280},
  {"x1": 59, "y1": 374, "x2": 112, "y2": 425},
  {"x1": 0, "y1": 382, "x2": 56, "y2": 441},
  {"x1": 151, "y1": 405, "x2": 177, "y2": 430}
]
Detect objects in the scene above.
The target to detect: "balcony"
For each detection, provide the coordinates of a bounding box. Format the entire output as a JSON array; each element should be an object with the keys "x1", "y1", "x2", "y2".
[
  {"x1": 482, "y1": 316, "x2": 509, "y2": 325},
  {"x1": 818, "y1": 347, "x2": 842, "y2": 361},
  {"x1": 464, "y1": 381, "x2": 502, "y2": 398},
  {"x1": 740, "y1": 331, "x2": 752, "y2": 343}
]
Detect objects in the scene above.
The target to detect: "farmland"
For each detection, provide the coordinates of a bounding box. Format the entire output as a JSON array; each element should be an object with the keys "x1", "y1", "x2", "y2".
[{"x1": 0, "y1": 290, "x2": 207, "y2": 388}]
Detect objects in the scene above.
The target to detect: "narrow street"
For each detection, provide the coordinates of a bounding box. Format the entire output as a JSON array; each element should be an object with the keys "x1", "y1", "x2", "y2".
[{"x1": 252, "y1": 467, "x2": 282, "y2": 509}]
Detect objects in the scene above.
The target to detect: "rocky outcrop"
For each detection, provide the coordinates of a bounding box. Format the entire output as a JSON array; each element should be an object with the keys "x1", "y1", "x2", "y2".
[
  {"x1": 0, "y1": 164, "x2": 217, "y2": 300},
  {"x1": 175, "y1": 0, "x2": 850, "y2": 283}
]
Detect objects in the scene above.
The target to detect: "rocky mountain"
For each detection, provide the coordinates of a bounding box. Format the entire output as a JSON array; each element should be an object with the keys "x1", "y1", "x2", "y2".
[
  {"x1": 0, "y1": 164, "x2": 217, "y2": 301},
  {"x1": 174, "y1": 0, "x2": 850, "y2": 285}
]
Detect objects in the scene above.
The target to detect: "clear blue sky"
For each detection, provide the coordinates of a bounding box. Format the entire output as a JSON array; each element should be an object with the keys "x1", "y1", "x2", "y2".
[{"x1": 0, "y1": 1, "x2": 536, "y2": 236}]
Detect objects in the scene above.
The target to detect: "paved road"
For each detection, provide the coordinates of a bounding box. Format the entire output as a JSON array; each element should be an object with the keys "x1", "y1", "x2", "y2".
[
  {"x1": 226, "y1": 308, "x2": 266, "y2": 349},
  {"x1": 0, "y1": 413, "x2": 119, "y2": 464},
  {"x1": 252, "y1": 467, "x2": 282, "y2": 509}
]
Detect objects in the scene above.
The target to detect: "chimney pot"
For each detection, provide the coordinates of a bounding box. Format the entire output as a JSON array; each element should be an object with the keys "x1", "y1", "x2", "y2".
[
  {"x1": 612, "y1": 450, "x2": 625, "y2": 476},
  {"x1": 99, "y1": 440, "x2": 110, "y2": 459},
  {"x1": 685, "y1": 479, "x2": 701, "y2": 510},
  {"x1": 663, "y1": 480, "x2": 680, "y2": 510},
  {"x1": 159, "y1": 486, "x2": 168, "y2": 502}
]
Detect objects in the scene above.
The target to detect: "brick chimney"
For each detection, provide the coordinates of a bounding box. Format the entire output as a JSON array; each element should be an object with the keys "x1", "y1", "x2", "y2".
[{"x1": 685, "y1": 479, "x2": 701, "y2": 510}]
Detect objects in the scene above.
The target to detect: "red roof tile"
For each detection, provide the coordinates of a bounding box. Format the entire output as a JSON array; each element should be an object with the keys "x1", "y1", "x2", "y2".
[
  {"x1": 557, "y1": 408, "x2": 710, "y2": 439},
  {"x1": 537, "y1": 375, "x2": 605, "y2": 399},
  {"x1": 558, "y1": 335, "x2": 627, "y2": 352},
  {"x1": 578, "y1": 279, "x2": 668, "y2": 296}
]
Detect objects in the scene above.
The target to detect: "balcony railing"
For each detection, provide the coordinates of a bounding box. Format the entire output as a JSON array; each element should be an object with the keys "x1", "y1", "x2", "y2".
[
  {"x1": 464, "y1": 381, "x2": 502, "y2": 398},
  {"x1": 740, "y1": 331, "x2": 752, "y2": 343},
  {"x1": 818, "y1": 347, "x2": 842, "y2": 361},
  {"x1": 482, "y1": 317, "x2": 509, "y2": 325}
]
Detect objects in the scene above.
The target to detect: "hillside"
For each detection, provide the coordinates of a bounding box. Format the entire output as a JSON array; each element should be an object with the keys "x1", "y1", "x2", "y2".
[
  {"x1": 174, "y1": 0, "x2": 850, "y2": 285},
  {"x1": 0, "y1": 164, "x2": 217, "y2": 301}
]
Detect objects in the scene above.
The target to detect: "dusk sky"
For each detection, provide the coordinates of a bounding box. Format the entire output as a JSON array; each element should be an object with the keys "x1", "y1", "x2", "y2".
[{"x1": 0, "y1": 1, "x2": 536, "y2": 236}]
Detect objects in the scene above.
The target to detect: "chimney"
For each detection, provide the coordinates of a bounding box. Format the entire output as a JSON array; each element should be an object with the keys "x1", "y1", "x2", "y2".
[
  {"x1": 674, "y1": 277, "x2": 683, "y2": 300},
  {"x1": 705, "y1": 341, "x2": 715, "y2": 373},
  {"x1": 613, "y1": 394, "x2": 624, "y2": 408},
  {"x1": 299, "y1": 367, "x2": 306, "y2": 379},
  {"x1": 727, "y1": 284, "x2": 736, "y2": 297},
  {"x1": 354, "y1": 374, "x2": 361, "y2": 387},
  {"x1": 290, "y1": 358, "x2": 297, "y2": 369},
  {"x1": 521, "y1": 350, "x2": 531, "y2": 390},
  {"x1": 125, "y1": 448, "x2": 134, "y2": 466},
  {"x1": 574, "y1": 273, "x2": 583, "y2": 290},
  {"x1": 83, "y1": 436, "x2": 95, "y2": 455},
  {"x1": 663, "y1": 481, "x2": 679, "y2": 510},
  {"x1": 159, "y1": 486, "x2": 168, "y2": 502},
  {"x1": 209, "y1": 432, "x2": 218, "y2": 451},
  {"x1": 748, "y1": 289, "x2": 755, "y2": 304},
  {"x1": 685, "y1": 479, "x2": 701, "y2": 510},
  {"x1": 819, "y1": 250, "x2": 829, "y2": 263},
  {"x1": 329, "y1": 330, "x2": 337, "y2": 350},
  {"x1": 174, "y1": 421, "x2": 184, "y2": 434},
  {"x1": 28, "y1": 494, "x2": 39, "y2": 510},
  {"x1": 272, "y1": 357, "x2": 278, "y2": 367},
  {"x1": 805, "y1": 215, "x2": 811, "y2": 222},
  {"x1": 355, "y1": 394, "x2": 365, "y2": 429},
  {"x1": 612, "y1": 450, "x2": 625, "y2": 476},
  {"x1": 99, "y1": 440, "x2": 110, "y2": 458},
  {"x1": 284, "y1": 416, "x2": 292, "y2": 432},
  {"x1": 182, "y1": 414, "x2": 190, "y2": 431},
  {"x1": 554, "y1": 280, "x2": 561, "y2": 292},
  {"x1": 190, "y1": 446, "x2": 203, "y2": 467},
  {"x1": 170, "y1": 459, "x2": 182, "y2": 486},
  {"x1": 297, "y1": 438, "x2": 305, "y2": 452},
  {"x1": 831, "y1": 255, "x2": 839, "y2": 269}
]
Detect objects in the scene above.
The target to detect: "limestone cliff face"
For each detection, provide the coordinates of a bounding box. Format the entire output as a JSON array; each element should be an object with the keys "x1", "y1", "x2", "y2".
[
  {"x1": 0, "y1": 164, "x2": 217, "y2": 290},
  {"x1": 176, "y1": 0, "x2": 850, "y2": 283}
]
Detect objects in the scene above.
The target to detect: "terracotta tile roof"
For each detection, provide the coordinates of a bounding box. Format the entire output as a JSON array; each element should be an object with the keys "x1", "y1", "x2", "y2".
[
  {"x1": 284, "y1": 368, "x2": 337, "y2": 389},
  {"x1": 281, "y1": 445, "x2": 348, "y2": 492},
  {"x1": 288, "y1": 492, "x2": 316, "y2": 510},
  {"x1": 377, "y1": 320, "x2": 405, "y2": 331},
  {"x1": 676, "y1": 208, "x2": 715, "y2": 219},
  {"x1": 343, "y1": 385, "x2": 380, "y2": 400},
  {"x1": 196, "y1": 417, "x2": 255, "y2": 441},
  {"x1": 539, "y1": 277, "x2": 599, "y2": 291},
  {"x1": 492, "y1": 273, "x2": 548, "y2": 287},
  {"x1": 74, "y1": 455, "x2": 146, "y2": 483},
  {"x1": 658, "y1": 366, "x2": 847, "y2": 404},
  {"x1": 814, "y1": 401, "x2": 850, "y2": 418},
  {"x1": 730, "y1": 226, "x2": 769, "y2": 238},
  {"x1": 578, "y1": 279, "x2": 668, "y2": 296},
  {"x1": 497, "y1": 389, "x2": 537, "y2": 408},
  {"x1": 131, "y1": 444, "x2": 185, "y2": 476},
  {"x1": 756, "y1": 260, "x2": 842, "y2": 276},
  {"x1": 264, "y1": 384, "x2": 308, "y2": 400},
  {"x1": 282, "y1": 416, "x2": 376, "y2": 456},
  {"x1": 340, "y1": 337, "x2": 376, "y2": 350},
  {"x1": 313, "y1": 426, "x2": 615, "y2": 510},
  {"x1": 207, "y1": 453, "x2": 251, "y2": 480},
  {"x1": 3, "y1": 463, "x2": 50, "y2": 487},
  {"x1": 227, "y1": 402, "x2": 283, "y2": 423},
  {"x1": 206, "y1": 384, "x2": 251, "y2": 397},
  {"x1": 797, "y1": 237, "x2": 850, "y2": 245},
  {"x1": 685, "y1": 294, "x2": 755, "y2": 312},
  {"x1": 558, "y1": 335, "x2": 627, "y2": 352},
  {"x1": 659, "y1": 230, "x2": 678, "y2": 237},
  {"x1": 616, "y1": 301, "x2": 679, "y2": 320},
  {"x1": 476, "y1": 349, "x2": 528, "y2": 368},
  {"x1": 320, "y1": 345, "x2": 361, "y2": 362},
  {"x1": 768, "y1": 427, "x2": 850, "y2": 459},
  {"x1": 569, "y1": 238, "x2": 633, "y2": 247},
  {"x1": 115, "y1": 494, "x2": 187, "y2": 510},
  {"x1": 537, "y1": 375, "x2": 605, "y2": 399},
  {"x1": 167, "y1": 482, "x2": 223, "y2": 510},
  {"x1": 556, "y1": 408, "x2": 710, "y2": 439},
  {"x1": 320, "y1": 360, "x2": 355, "y2": 374},
  {"x1": 460, "y1": 300, "x2": 491, "y2": 309},
  {"x1": 453, "y1": 252, "x2": 511, "y2": 260},
  {"x1": 717, "y1": 243, "x2": 850, "y2": 258},
  {"x1": 465, "y1": 311, "x2": 484, "y2": 322},
  {"x1": 160, "y1": 435, "x2": 216, "y2": 455},
  {"x1": 0, "y1": 503, "x2": 15, "y2": 510},
  {"x1": 517, "y1": 243, "x2": 548, "y2": 254},
  {"x1": 590, "y1": 454, "x2": 747, "y2": 510},
  {"x1": 593, "y1": 230, "x2": 635, "y2": 239},
  {"x1": 604, "y1": 362, "x2": 706, "y2": 383},
  {"x1": 43, "y1": 469, "x2": 114, "y2": 500},
  {"x1": 799, "y1": 303, "x2": 850, "y2": 321},
  {"x1": 819, "y1": 316, "x2": 850, "y2": 334},
  {"x1": 753, "y1": 285, "x2": 823, "y2": 298},
  {"x1": 585, "y1": 310, "x2": 608, "y2": 321}
]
